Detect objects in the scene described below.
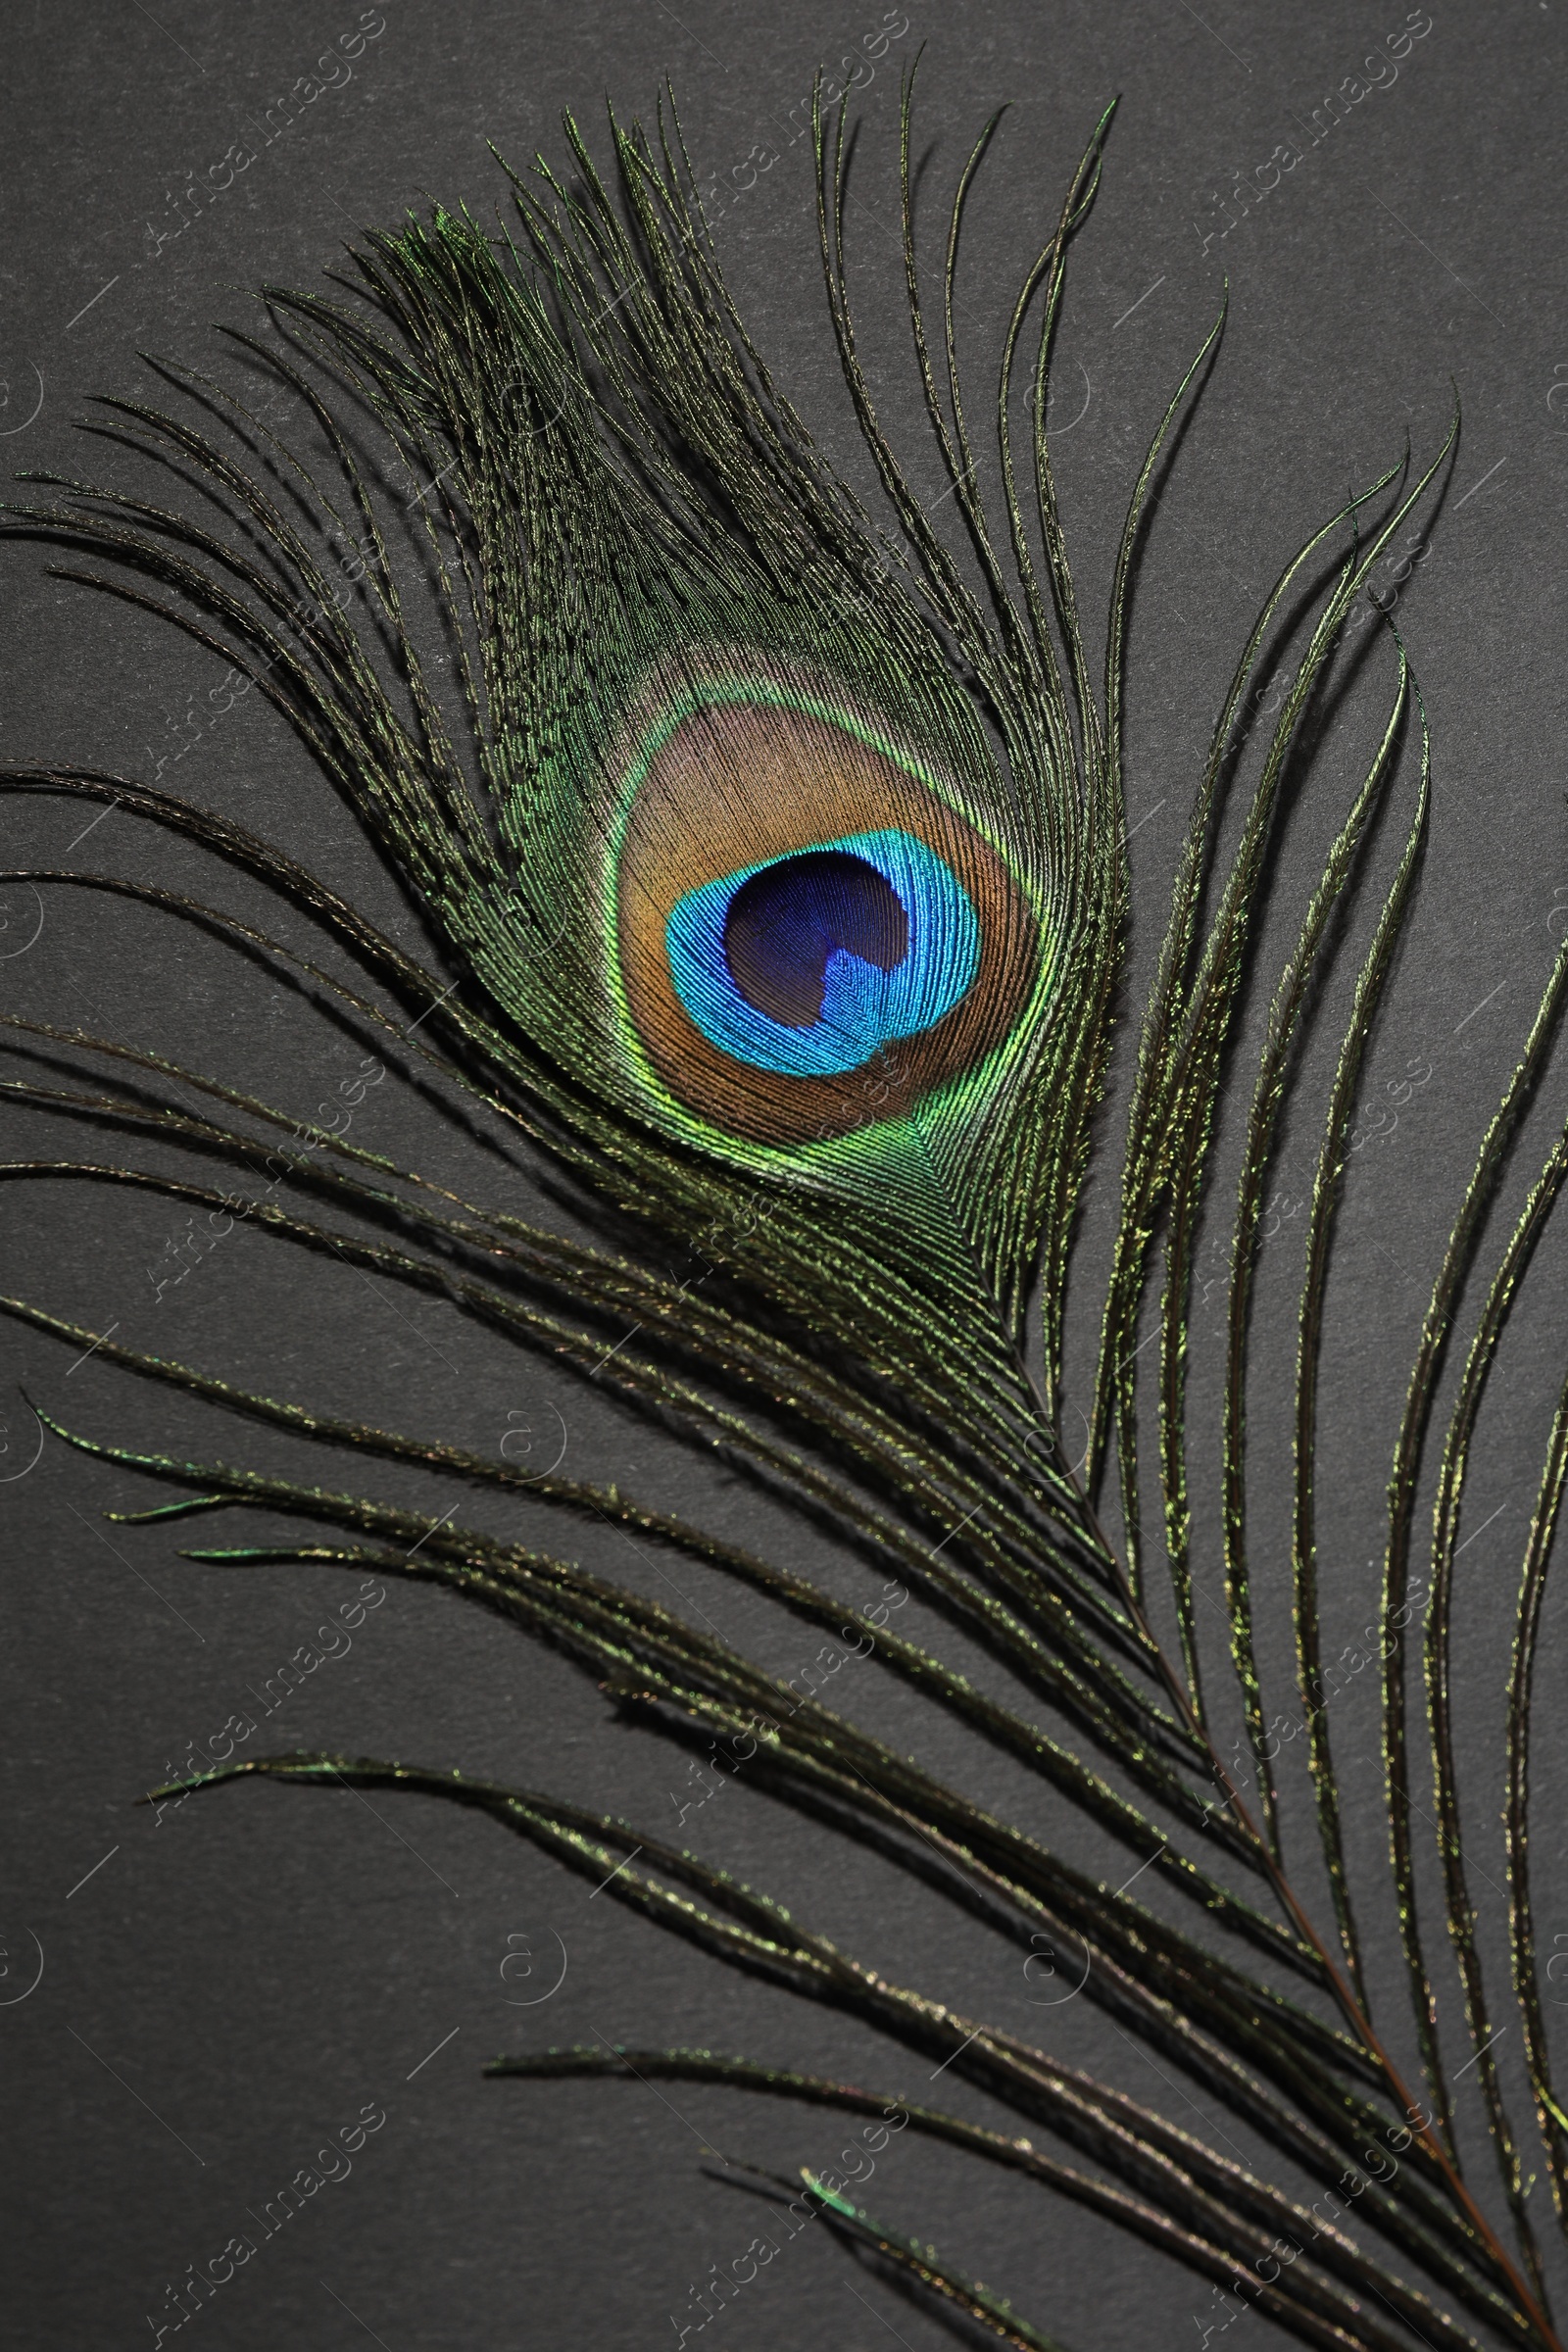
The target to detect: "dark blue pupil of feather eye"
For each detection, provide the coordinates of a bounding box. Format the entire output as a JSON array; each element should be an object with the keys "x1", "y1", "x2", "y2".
[{"x1": 722, "y1": 851, "x2": 908, "y2": 1029}]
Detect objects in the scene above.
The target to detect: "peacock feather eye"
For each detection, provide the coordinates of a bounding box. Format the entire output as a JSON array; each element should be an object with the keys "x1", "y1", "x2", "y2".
[{"x1": 613, "y1": 670, "x2": 1041, "y2": 1145}]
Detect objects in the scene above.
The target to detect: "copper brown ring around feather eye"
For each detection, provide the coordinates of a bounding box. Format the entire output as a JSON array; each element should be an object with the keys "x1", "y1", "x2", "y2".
[{"x1": 615, "y1": 694, "x2": 1039, "y2": 1144}]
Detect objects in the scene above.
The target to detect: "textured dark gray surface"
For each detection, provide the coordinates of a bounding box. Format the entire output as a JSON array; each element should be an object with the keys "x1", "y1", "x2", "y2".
[{"x1": 4, "y1": 2, "x2": 1568, "y2": 2346}]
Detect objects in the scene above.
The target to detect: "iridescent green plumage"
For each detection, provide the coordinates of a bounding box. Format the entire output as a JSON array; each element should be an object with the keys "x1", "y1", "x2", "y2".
[
  {"x1": 227, "y1": 111, "x2": 1101, "y2": 1402},
  {"x1": 5, "y1": 64, "x2": 1568, "y2": 2352}
]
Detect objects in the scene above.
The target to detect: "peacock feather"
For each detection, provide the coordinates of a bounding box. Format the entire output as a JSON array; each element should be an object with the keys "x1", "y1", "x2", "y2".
[{"x1": 5, "y1": 59, "x2": 1568, "y2": 2351}]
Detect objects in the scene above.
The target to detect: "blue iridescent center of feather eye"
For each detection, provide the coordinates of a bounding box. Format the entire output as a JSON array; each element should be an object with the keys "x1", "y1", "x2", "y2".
[
  {"x1": 725, "y1": 852, "x2": 906, "y2": 1026},
  {"x1": 663, "y1": 828, "x2": 980, "y2": 1076}
]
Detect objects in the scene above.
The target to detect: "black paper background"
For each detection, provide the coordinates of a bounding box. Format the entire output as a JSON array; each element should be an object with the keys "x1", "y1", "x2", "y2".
[{"x1": 5, "y1": 3, "x2": 1568, "y2": 2346}]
